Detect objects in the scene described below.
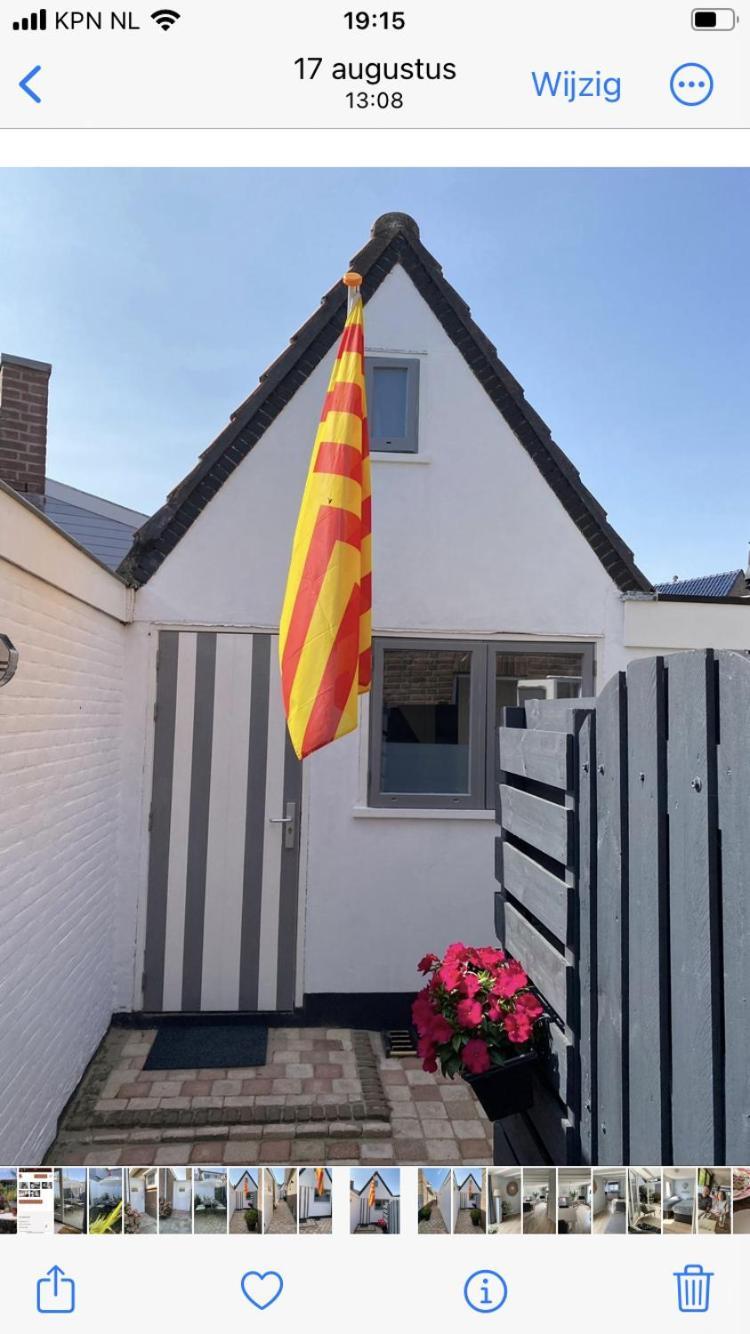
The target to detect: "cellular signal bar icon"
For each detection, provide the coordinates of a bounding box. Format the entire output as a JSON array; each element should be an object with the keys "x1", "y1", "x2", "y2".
[{"x1": 12, "y1": 7, "x2": 47, "y2": 29}]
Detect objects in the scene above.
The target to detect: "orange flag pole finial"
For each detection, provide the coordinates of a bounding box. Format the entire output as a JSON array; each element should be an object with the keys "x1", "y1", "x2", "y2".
[{"x1": 279, "y1": 268, "x2": 372, "y2": 760}]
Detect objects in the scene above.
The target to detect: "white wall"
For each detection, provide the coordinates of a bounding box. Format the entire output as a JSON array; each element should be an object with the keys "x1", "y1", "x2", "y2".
[
  {"x1": 624, "y1": 597, "x2": 750, "y2": 655},
  {"x1": 437, "y1": 1174, "x2": 451, "y2": 1229},
  {"x1": 0, "y1": 488, "x2": 132, "y2": 1162},
  {"x1": 132, "y1": 263, "x2": 629, "y2": 996}
]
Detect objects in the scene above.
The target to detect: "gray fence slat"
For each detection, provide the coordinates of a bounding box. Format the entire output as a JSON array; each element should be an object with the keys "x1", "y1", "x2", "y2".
[
  {"x1": 499, "y1": 785, "x2": 573, "y2": 867},
  {"x1": 499, "y1": 727, "x2": 572, "y2": 790},
  {"x1": 595, "y1": 671, "x2": 628, "y2": 1164},
  {"x1": 540, "y1": 1022, "x2": 574, "y2": 1110},
  {"x1": 524, "y1": 1078, "x2": 575, "y2": 1163},
  {"x1": 626, "y1": 656, "x2": 669, "y2": 1164},
  {"x1": 667, "y1": 650, "x2": 722, "y2": 1163},
  {"x1": 523, "y1": 697, "x2": 596, "y2": 731},
  {"x1": 504, "y1": 902, "x2": 571, "y2": 1019},
  {"x1": 498, "y1": 1116, "x2": 546, "y2": 1166},
  {"x1": 501, "y1": 841, "x2": 570, "y2": 944},
  {"x1": 716, "y1": 652, "x2": 750, "y2": 1162},
  {"x1": 576, "y1": 710, "x2": 596, "y2": 1165}
]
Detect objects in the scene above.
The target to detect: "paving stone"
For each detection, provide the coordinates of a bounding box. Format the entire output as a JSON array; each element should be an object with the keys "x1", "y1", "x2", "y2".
[
  {"x1": 159, "y1": 1097, "x2": 191, "y2": 1110},
  {"x1": 439, "y1": 1084, "x2": 475, "y2": 1101},
  {"x1": 381, "y1": 1070, "x2": 407, "y2": 1085},
  {"x1": 290, "y1": 1139, "x2": 327, "y2": 1162},
  {"x1": 263, "y1": 1123, "x2": 293, "y2": 1139},
  {"x1": 150, "y1": 1080, "x2": 184, "y2": 1098},
  {"x1": 96, "y1": 1099, "x2": 128, "y2": 1112},
  {"x1": 390, "y1": 1118, "x2": 423, "y2": 1138},
  {"x1": 419, "y1": 1119, "x2": 456, "y2": 1139},
  {"x1": 360, "y1": 1143, "x2": 394, "y2": 1162},
  {"x1": 284, "y1": 1064, "x2": 314, "y2": 1079},
  {"x1": 458, "y1": 1139, "x2": 493, "y2": 1157},
  {"x1": 191, "y1": 1096, "x2": 225, "y2": 1111},
  {"x1": 130, "y1": 1128, "x2": 164, "y2": 1143},
  {"x1": 405, "y1": 1069, "x2": 436, "y2": 1086},
  {"x1": 271, "y1": 1079, "x2": 303, "y2": 1095},
  {"x1": 120, "y1": 1146, "x2": 158, "y2": 1165},
  {"x1": 183, "y1": 1080, "x2": 213, "y2": 1097},
  {"x1": 412, "y1": 1086, "x2": 443, "y2": 1102},
  {"x1": 294, "y1": 1121, "x2": 330, "y2": 1137},
  {"x1": 191, "y1": 1142, "x2": 225, "y2": 1163},
  {"x1": 154, "y1": 1145, "x2": 190, "y2": 1164},
  {"x1": 228, "y1": 1124, "x2": 263, "y2": 1139},
  {"x1": 258, "y1": 1140, "x2": 292, "y2": 1162},
  {"x1": 417, "y1": 1100, "x2": 448, "y2": 1120},
  {"x1": 326, "y1": 1140, "x2": 362, "y2": 1161},
  {"x1": 393, "y1": 1139, "x2": 428, "y2": 1162},
  {"x1": 385, "y1": 1086, "x2": 413, "y2": 1102},
  {"x1": 426, "y1": 1140, "x2": 460, "y2": 1162},
  {"x1": 360, "y1": 1121, "x2": 390, "y2": 1137},
  {"x1": 327, "y1": 1122, "x2": 362, "y2": 1138},
  {"x1": 83, "y1": 1148, "x2": 122, "y2": 1165},
  {"x1": 450, "y1": 1120, "x2": 486, "y2": 1139},
  {"x1": 127, "y1": 1098, "x2": 160, "y2": 1111},
  {"x1": 212, "y1": 1080, "x2": 242, "y2": 1097},
  {"x1": 162, "y1": 1128, "x2": 196, "y2": 1141}
]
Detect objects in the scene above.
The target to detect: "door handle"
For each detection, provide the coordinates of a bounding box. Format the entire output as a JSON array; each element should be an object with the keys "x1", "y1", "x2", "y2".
[{"x1": 269, "y1": 800, "x2": 297, "y2": 850}]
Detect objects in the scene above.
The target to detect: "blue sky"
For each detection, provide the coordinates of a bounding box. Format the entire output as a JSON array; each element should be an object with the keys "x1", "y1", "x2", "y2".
[
  {"x1": 1, "y1": 169, "x2": 747, "y2": 583},
  {"x1": 351, "y1": 1169, "x2": 400, "y2": 1194},
  {"x1": 455, "y1": 1169, "x2": 484, "y2": 1188},
  {"x1": 422, "y1": 1169, "x2": 449, "y2": 1190}
]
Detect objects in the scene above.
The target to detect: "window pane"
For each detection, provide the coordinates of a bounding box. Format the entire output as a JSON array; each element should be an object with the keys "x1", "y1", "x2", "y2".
[
  {"x1": 381, "y1": 649, "x2": 472, "y2": 794},
  {"x1": 372, "y1": 365, "x2": 408, "y2": 441},
  {"x1": 495, "y1": 651, "x2": 584, "y2": 719}
]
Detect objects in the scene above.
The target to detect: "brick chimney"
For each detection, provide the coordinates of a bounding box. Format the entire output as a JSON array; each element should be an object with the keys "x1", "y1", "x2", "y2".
[{"x1": 0, "y1": 353, "x2": 52, "y2": 496}]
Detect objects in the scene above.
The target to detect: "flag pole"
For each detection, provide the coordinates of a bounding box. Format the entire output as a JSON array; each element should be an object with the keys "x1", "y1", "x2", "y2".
[{"x1": 343, "y1": 270, "x2": 363, "y2": 311}]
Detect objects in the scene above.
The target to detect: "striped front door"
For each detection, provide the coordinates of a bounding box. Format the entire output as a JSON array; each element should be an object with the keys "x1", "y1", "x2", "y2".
[{"x1": 142, "y1": 630, "x2": 302, "y2": 1012}]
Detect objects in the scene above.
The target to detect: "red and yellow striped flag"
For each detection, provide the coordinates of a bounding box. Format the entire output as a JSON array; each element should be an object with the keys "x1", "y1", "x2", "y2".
[
  {"x1": 279, "y1": 274, "x2": 372, "y2": 759},
  {"x1": 315, "y1": 1168, "x2": 325, "y2": 1197},
  {"x1": 368, "y1": 1175, "x2": 377, "y2": 1208}
]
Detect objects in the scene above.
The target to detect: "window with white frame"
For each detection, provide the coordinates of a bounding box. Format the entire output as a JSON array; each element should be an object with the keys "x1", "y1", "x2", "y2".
[
  {"x1": 365, "y1": 356, "x2": 420, "y2": 452},
  {"x1": 368, "y1": 639, "x2": 594, "y2": 809}
]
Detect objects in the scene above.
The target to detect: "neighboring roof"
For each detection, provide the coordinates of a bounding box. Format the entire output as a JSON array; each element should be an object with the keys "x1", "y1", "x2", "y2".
[
  {"x1": 32, "y1": 479, "x2": 148, "y2": 571},
  {"x1": 654, "y1": 569, "x2": 745, "y2": 599},
  {"x1": 119, "y1": 212, "x2": 651, "y2": 594}
]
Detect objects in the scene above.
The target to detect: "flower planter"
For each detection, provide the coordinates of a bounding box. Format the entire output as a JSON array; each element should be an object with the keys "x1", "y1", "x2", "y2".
[{"x1": 463, "y1": 1051, "x2": 537, "y2": 1120}]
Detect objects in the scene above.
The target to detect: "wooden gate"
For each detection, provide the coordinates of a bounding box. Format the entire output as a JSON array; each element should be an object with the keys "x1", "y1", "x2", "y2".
[{"x1": 494, "y1": 649, "x2": 750, "y2": 1166}]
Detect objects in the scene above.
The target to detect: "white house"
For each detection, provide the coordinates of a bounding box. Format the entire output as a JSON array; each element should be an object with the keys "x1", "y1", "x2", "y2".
[
  {"x1": 350, "y1": 1171, "x2": 399, "y2": 1232},
  {"x1": 194, "y1": 1167, "x2": 227, "y2": 1205},
  {"x1": 228, "y1": 1170, "x2": 260, "y2": 1224},
  {"x1": 298, "y1": 1168, "x2": 332, "y2": 1221},
  {"x1": 4, "y1": 211, "x2": 750, "y2": 1162}
]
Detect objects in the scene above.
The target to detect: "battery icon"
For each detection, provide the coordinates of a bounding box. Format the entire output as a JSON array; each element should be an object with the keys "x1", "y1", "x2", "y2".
[{"x1": 692, "y1": 8, "x2": 736, "y2": 27}]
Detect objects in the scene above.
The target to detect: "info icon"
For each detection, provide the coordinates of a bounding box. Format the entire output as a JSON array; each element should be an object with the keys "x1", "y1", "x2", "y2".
[
  {"x1": 670, "y1": 62, "x2": 714, "y2": 105},
  {"x1": 463, "y1": 1270, "x2": 508, "y2": 1315}
]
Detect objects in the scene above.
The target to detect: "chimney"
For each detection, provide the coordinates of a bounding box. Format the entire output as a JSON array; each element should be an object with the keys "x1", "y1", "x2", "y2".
[{"x1": 0, "y1": 353, "x2": 52, "y2": 496}]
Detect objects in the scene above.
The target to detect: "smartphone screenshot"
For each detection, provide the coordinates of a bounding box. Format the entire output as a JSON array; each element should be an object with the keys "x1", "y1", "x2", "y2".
[{"x1": 0, "y1": 1, "x2": 748, "y2": 1329}]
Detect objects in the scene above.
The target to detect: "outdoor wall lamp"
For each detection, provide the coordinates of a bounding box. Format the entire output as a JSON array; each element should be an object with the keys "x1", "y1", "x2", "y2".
[{"x1": 0, "y1": 634, "x2": 18, "y2": 687}]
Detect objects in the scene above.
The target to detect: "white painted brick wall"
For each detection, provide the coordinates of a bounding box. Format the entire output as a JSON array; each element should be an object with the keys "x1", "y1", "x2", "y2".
[{"x1": 0, "y1": 558, "x2": 128, "y2": 1163}]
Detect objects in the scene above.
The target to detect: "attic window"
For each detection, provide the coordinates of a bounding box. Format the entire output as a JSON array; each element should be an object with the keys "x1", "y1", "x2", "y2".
[{"x1": 366, "y1": 356, "x2": 420, "y2": 453}]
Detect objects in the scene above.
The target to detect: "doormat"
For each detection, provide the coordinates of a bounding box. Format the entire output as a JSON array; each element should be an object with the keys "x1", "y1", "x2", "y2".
[{"x1": 143, "y1": 1023, "x2": 268, "y2": 1071}]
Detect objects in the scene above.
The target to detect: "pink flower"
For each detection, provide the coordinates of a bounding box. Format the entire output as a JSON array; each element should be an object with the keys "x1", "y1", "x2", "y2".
[
  {"x1": 486, "y1": 1000, "x2": 502, "y2": 1023},
  {"x1": 493, "y1": 963, "x2": 528, "y2": 999},
  {"x1": 476, "y1": 945, "x2": 506, "y2": 969},
  {"x1": 503, "y1": 1012, "x2": 533, "y2": 1044},
  {"x1": 428, "y1": 1015, "x2": 454, "y2": 1044},
  {"x1": 515, "y1": 992, "x2": 543, "y2": 1020},
  {"x1": 412, "y1": 991, "x2": 435, "y2": 1034},
  {"x1": 437, "y1": 962, "x2": 463, "y2": 991},
  {"x1": 456, "y1": 998, "x2": 483, "y2": 1029},
  {"x1": 418, "y1": 953, "x2": 439, "y2": 975},
  {"x1": 459, "y1": 971, "x2": 482, "y2": 998},
  {"x1": 462, "y1": 1038, "x2": 491, "y2": 1074}
]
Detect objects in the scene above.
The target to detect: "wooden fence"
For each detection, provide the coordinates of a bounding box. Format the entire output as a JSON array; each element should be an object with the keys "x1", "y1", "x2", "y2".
[{"x1": 494, "y1": 649, "x2": 750, "y2": 1166}]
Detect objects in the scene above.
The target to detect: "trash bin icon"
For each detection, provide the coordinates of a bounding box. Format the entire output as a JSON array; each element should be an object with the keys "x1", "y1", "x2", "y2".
[{"x1": 674, "y1": 1264, "x2": 713, "y2": 1313}]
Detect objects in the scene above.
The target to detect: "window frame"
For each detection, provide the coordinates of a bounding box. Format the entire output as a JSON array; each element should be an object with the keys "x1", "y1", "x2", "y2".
[
  {"x1": 484, "y1": 640, "x2": 595, "y2": 805},
  {"x1": 369, "y1": 637, "x2": 486, "y2": 809},
  {"x1": 368, "y1": 637, "x2": 596, "y2": 810},
  {"x1": 365, "y1": 355, "x2": 420, "y2": 453}
]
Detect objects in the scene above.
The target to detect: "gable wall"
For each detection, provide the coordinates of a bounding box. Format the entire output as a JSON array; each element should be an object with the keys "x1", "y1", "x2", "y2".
[{"x1": 128, "y1": 264, "x2": 629, "y2": 999}]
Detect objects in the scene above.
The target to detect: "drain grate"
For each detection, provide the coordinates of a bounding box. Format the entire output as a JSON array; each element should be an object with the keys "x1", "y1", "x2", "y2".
[{"x1": 384, "y1": 1028, "x2": 418, "y2": 1058}]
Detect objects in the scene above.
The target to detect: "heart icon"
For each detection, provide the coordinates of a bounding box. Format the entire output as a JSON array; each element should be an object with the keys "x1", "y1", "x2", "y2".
[{"x1": 240, "y1": 1270, "x2": 284, "y2": 1311}]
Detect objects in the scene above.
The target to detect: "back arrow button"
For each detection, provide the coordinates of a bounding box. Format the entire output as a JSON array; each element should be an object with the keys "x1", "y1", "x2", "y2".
[{"x1": 19, "y1": 66, "x2": 42, "y2": 103}]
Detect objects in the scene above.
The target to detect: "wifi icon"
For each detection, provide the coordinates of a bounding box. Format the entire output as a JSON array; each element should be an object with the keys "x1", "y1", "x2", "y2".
[{"x1": 151, "y1": 8, "x2": 180, "y2": 29}]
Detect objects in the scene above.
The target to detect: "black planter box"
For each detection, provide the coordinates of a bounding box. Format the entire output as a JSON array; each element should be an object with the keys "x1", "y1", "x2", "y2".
[{"x1": 463, "y1": 1051, "x2": 537, "y2": 1120}]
